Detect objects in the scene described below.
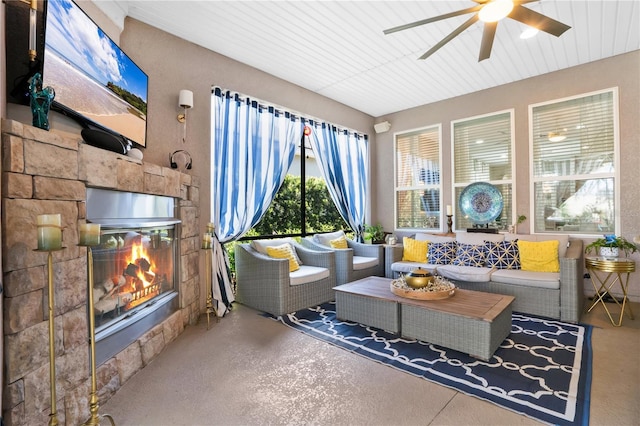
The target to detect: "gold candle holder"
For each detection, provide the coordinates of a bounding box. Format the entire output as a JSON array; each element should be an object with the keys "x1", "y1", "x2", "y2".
[
  {"x1": 447, "y1": 215, "x2": 453, "y2": 234},
  {"x1": 34, "y1": 247, "x2": 65, "y2": 426},
  {"x1": 80, "y1": 233, "x2": 115, "y2": 425},
  {"x1": 202, "y1": 246, "x2": 218, "y2": 329}
]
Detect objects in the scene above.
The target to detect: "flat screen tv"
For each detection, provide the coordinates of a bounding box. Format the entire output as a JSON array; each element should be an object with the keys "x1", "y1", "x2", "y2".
[{"x1": 43, "y1": 0, "x2": 148, "y2": 148}]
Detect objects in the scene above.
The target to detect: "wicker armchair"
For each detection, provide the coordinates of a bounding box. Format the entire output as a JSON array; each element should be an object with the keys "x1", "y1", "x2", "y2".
[
  {"x1": 235, "y1": 240, "x2": 336, "y2": 316},
  {"x1": 301, "y1": 231, "x2": 385, "y2": 285}
]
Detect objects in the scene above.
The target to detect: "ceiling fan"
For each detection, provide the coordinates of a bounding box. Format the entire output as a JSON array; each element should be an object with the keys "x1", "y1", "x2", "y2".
[{"x1": 383, "y1": 0, "x2": 571, "y2": 62}]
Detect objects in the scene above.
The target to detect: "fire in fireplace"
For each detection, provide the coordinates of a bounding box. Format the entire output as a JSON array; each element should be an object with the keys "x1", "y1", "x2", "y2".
[
  {"x1": 92, "y1": 226, "x2": 176, "y2": 328},
  {"x1": 86, "y1": 188, "x2": 181, "y2": 364}
]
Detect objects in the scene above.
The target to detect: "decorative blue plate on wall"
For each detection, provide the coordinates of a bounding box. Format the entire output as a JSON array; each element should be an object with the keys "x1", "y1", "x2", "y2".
[{"x1": 459, "y1": 182, "x2": 504, "y2": 225}]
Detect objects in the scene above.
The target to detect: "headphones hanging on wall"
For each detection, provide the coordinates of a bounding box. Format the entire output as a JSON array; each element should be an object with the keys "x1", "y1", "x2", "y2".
[{"x1": 170, "y1": 150, "x2": 192, "y2": 170}]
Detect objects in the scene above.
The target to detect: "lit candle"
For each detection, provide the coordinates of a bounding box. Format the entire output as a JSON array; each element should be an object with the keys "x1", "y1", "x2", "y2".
[
  {"x1": 79, "y1": 223, "x2": 101, "y2": 246},
  {"x1": 446, "y1": 205, "x2": 452, "y2": 216},
  {"x1": 37, "y1": 214, "x2": 62, "y2": 251},
  {"x1": 207, "y1": 222, "x2": 214, "y2": 233}
]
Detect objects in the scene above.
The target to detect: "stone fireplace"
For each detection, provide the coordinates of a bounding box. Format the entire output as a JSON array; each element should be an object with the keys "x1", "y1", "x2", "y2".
[
  {"x1": 1, "y1": 119, "x2": 202, "y2": 425},
  {"x1": 86, "y1": 188, "x2": 181, "y2": 365}
]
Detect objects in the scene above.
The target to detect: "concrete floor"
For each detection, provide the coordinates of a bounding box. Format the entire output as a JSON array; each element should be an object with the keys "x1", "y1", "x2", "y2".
[{"x1": 101, "y1": 300, "x2": 640, "y2": 425}]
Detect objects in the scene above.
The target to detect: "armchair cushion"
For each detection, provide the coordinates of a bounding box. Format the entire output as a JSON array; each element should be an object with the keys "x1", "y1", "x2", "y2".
[
  {"x1": 290, "y1": 265, "x2": 331, "y2": 286},
  {"x1": 330, "y1": 235, "x2": 349, "y2": 249},
  {"x1": 266, "y1": 243, "x2": 300, "y2": 272},
  {"x1": 314, "y1": 230, "x2": 346, "y2": 247},
  {"x1": 251, "y1": 238, "x2": 302, "y2": 265},
  {"x1": 353, "y1": 256, "x2": 379, "y2": 270}
]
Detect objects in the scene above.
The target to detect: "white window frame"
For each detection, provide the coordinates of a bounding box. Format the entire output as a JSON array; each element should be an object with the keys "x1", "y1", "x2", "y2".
[
  {"x1": 528, "y1": 87, "x2": 620, "y2": 236},
  {"x1": 450, "y1": 109, "x2": 516, "y2": 231},
  {"x1": 393, "y1": 124, "x2": 444, "y2": 232}
]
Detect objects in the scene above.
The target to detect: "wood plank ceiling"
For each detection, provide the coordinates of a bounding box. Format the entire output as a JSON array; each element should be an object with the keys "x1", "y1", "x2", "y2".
[{"x1": 95, "y1": 0, "x2": 640, "y2": 117}]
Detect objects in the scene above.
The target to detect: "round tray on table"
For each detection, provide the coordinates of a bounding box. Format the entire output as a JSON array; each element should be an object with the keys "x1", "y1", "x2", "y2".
[{"x1": 390, "y1": 279, "x2": 456, "y2": 300}]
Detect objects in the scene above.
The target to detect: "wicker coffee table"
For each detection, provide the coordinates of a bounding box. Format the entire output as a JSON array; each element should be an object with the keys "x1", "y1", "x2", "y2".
[{"x1": 334, "y1": 276, "x2": 514, "y2": 360}]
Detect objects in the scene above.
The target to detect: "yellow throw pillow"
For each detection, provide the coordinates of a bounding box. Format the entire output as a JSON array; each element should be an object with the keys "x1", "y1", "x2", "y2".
[
  {"x1": 517, "y1": 240, "x2": 560, "y2": 272},
  {"x1": 402, "y1": 237, "x2": 429, "y2": 262},
  {"x1": 330, "y1": 235, "x2": 349, "y2": 249},
  {"x1": 266, "y1": 244, "x2": 300, "y2": 272}
]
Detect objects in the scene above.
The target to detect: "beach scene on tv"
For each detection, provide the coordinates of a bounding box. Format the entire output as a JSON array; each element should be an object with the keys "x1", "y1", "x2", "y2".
[{"x1": 43, "y1": 0, "x2": 148, "y2": 147}]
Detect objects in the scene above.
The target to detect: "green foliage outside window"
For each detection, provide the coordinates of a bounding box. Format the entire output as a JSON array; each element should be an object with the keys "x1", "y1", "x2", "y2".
[{"x1": 225, "y1": 174, "x2": 347, "y2": 272}]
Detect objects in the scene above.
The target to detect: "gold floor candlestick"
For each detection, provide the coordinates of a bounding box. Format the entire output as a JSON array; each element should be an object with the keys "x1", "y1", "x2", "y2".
[
  {"x1": 203, "y1": 247, "x2": 218, "y2": 329},
  {"x1": 46, "y1": 251, "x2": 58, "y2": 426},
  {"x1": 35, "y1": 248, "x2": 64, "y2": 426},
  {"x1": 82, "y1": 247, "x2": 115, "y2": 426}
]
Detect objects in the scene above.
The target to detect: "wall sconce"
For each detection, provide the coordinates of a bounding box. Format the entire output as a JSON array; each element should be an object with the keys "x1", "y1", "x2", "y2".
[
  {"x1": 547, "y1": 131, "x2": 566, "y2": 142},
  {"x1": 177, "y1": 89, "x2": 193, "y2": 143}
]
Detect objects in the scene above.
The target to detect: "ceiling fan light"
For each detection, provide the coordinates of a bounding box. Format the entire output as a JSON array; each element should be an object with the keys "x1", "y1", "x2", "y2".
[
  {"x1": 479, "y1": 0, "x2": 514, "y2": 23},
  {"x1": 520, "y1": 28, "x2": 539, "y2": 39}
]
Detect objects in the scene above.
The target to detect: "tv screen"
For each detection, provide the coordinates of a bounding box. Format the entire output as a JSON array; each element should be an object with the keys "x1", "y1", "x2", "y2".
[{"x1": 43, "y1": 0, "x2": 148, "y2": 148}]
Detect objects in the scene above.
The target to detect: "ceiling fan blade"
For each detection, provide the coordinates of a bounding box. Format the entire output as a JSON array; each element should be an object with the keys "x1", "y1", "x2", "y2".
[
  {"x1": 384, "y1": 5, "x2": 482, "y2": 35},
  {"x1": 478, "y1": 22, "x2": 498, "y2": 61},
  {"x1": 509, "y1": 4, "x2": 571, "y2": 37},
  {"x1": 419, "y1": 15, "x2": 479, "y2": 60}
]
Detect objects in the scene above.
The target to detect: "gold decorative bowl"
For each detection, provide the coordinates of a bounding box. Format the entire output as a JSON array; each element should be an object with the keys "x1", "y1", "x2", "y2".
[{"x1": 404, "y1": 267, "x2": 434, "y2": 289}]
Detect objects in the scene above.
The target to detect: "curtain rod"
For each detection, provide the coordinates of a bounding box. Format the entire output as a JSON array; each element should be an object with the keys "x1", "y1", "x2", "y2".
[{"x1": 212, "y1": 86, "x2": 367, "y2": 138}]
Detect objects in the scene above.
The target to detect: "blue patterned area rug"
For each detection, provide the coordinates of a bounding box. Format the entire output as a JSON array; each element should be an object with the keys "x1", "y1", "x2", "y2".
[{"x1": 270, "y1": 302, "x2": 593, "y2": 426}]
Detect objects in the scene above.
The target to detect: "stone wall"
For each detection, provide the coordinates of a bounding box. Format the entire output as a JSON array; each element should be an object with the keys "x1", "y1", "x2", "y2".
[{"x1": 1, "y1": 119, "x2": 202, "y2": 425}]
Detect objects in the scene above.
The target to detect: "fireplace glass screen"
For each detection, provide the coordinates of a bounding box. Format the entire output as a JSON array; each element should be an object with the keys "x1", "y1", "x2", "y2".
[{"x1": 92, "y1": 225, "x2": 176, "y2": 329}]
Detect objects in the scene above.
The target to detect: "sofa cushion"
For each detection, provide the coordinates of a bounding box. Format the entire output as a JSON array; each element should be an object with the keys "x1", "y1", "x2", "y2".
[
  {"x1": 452, "y1": 243, "x2": 487, "y2": 267},
  {"x1": 392, "y1": 261, "x2": 438, "y2": 275},
  {"x1": 330, "y1": 235, "x2": 349, "y2": 249},
  {"x1": 485, "y1": 240, "x2": 521, "y2": 269},
  {"x1": 266, "y1": 243, "x2": 300, "y2": 272},
  {"x1": 353, "y1": 256, "x2": 379, "y2": 270},
  {"x1": 436, "y1": 265, "x2": 494, "y2": 282},
  {"x1": 491, "y1": 269, "x2": 560, "y2": 290},
  {"x1": 314, "y1": 231, "x2": 346, "y2": 248},
  {"x1": 415, "y1": 233, "x2": 455, "y2": 243},
  {"x1": 518, "y1": 240, "x2": 560, "y2": 272},
  {"x1": 402, "y1": 237, "x2": 429, "y2": 262},
  {"x1": 456, "y1": 231, "x2": 504, "y2": 245},
  {"x1": 428, "y1": 241, "x2": 457, "y2": 264},
  {"x1": 289, "y1": 265, "x2": 330, "y2": 286},
  {"x1": 507, "y1": 233, "x2": 569, "y2": 258},
  {"x1": 251, "y1": 238, "x2": 302, "y2": 265}
]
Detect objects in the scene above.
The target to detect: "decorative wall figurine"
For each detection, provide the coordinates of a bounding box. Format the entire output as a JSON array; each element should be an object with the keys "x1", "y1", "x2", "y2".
[{"x1": 29, "y1": 73, "x2": 55, "y2": 130}]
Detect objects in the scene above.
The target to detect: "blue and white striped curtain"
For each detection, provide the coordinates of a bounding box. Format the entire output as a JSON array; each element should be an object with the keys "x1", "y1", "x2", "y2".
[
  {"x1": 305, "y1": 120, "x2": 368, "y2": 241},
  {"x1": 211, "y1": 88, "x2": 300, "y2": 316}
]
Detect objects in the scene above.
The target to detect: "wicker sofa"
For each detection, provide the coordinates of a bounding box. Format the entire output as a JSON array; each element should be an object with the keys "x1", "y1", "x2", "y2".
[
  {"x1": 385, "y1": 232, "x2": 584, "y2": 323},
  {"x1": 235, "y1": 239, "x2": 336, "y2": 316}
]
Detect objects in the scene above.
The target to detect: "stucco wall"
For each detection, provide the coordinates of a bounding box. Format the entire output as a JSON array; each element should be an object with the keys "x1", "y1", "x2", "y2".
[{"x1": 372, "y1": 50, "x2": 640, "y2": 301}]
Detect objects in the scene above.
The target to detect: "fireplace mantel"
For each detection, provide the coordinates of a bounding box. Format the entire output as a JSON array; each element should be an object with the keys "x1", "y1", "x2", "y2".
[{"x1": 1, "y1": 119, "x2": 202, "y2": 425}]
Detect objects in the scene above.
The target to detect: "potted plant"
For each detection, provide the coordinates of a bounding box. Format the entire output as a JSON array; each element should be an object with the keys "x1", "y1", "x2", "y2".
[
  {"x1": 508, "y1": 214, "x2": 527, "y2": 234},
  {"x1": 364, "y1": 223, "x2": 385, "y2": 244},
  {"x1": 585, "y1": 234, "x2": 638, "y2": 258}
]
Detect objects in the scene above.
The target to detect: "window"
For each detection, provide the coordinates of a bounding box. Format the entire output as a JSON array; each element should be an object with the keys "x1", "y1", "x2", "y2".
[
  {"x1": 530, "y1": 89, "x2": 617, "y2": 234},
  {"x1": 395, "y1": 125, "x2": 442, "y2": 230},
  {"x1": 452, "y1": 111, "x2": 514, "y2": 231}
]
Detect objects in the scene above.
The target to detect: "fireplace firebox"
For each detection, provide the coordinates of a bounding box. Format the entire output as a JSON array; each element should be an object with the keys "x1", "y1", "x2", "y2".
[{"x1": 86, "y1": 188, "x2": 181, "y2": 365}]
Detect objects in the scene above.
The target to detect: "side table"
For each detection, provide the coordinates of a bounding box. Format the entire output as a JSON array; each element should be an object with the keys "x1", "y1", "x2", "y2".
[{"x1": 586, "y1": 257, "x2": 636, "y2": 326}]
